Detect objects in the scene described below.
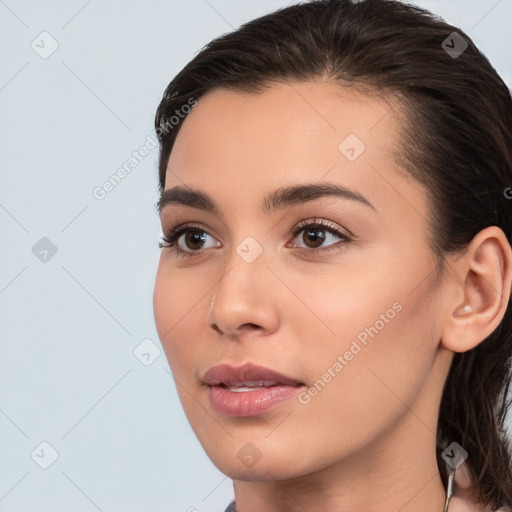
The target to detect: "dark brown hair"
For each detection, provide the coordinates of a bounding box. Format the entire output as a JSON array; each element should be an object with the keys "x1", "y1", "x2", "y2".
[{"x1": 154, "y1": 1, "x2": 512, "y2": 509}]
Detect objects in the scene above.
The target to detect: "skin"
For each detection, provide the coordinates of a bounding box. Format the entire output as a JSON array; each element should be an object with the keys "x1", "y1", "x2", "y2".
[{"x1": 153, "y1": 80, "x2": 512, "y2": 512}]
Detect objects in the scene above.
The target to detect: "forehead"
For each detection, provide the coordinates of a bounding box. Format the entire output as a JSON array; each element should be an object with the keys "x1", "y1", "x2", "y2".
[
  {"x1": 180, "y1": 81, "x2": 398, "y2": 147},
  {"x1": 167, "y1": 80, "x2": 401, "y2": 178},
  {"x1": 163, "y1": 81, "x2": 429, "y2": 234}
]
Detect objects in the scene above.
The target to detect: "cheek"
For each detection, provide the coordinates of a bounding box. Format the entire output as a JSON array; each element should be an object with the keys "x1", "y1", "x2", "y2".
[
  {"x1": 294, "y1": 259, "x2": 438, "y2": 424},
  {"x1": 153, "y1": 261, "x2": 198, "y2": 371},
  {"x1": 153, "y1": 262, "x2": 172, "y2": 343},
  {"x1": 153, "y1": 258, "x2": 223, "y2": 390}
]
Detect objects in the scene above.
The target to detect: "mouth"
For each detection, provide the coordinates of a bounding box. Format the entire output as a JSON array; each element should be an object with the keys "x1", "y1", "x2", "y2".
[
  {"x1": 202, "y1": 362, "x2": 305, "y2": 387},
  {"x1": 217, "y1": 380, "x2": 294, "y2": 391},
  {"x1": 202, "y1": 363, "x2": 306, "y2": 417}
]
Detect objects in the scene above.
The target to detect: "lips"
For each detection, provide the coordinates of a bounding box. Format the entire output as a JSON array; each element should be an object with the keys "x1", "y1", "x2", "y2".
[
  {"x1": 202, "y1": 362, "x2": 304, "y2": 388},
  {"x1": 203, "y1": 363, "x2": 306, "y2": 417}
]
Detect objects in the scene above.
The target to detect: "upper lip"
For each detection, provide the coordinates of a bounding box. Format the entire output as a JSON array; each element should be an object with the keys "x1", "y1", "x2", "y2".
[{"x1": 202, "y1": 363, "x2": 304, "y2": 387}]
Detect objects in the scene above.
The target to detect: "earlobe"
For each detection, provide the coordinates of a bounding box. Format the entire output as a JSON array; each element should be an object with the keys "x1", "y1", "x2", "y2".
[{"x1": 441, "y1": 226, "x2": 512, "y2": 353}]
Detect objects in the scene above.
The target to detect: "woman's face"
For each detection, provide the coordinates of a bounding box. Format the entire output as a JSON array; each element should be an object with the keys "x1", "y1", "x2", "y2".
[{"x1": 153, "y1": 81, "x2": 453, "y2": 480}]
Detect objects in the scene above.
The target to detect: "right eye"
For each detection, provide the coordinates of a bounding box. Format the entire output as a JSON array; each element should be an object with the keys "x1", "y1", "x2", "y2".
[{"x1": 159, "y1": 224, "x2": 220, "y2": 257}]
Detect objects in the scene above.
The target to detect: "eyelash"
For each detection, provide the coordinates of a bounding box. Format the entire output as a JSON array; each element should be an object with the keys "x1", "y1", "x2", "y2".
[{"x1": 158, "y1": 218, "x2": 354, "y2": 258}]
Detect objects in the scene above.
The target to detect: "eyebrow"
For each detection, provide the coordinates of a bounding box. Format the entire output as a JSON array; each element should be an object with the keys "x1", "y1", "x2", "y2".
[{"x1": 156, "y1": 182, "x2": 376, "y2": 217}]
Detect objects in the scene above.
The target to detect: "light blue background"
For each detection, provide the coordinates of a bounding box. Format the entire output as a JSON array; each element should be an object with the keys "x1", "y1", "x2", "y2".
[{"x1": 1, "y1": 1, "x2": 511, "y2": 511}]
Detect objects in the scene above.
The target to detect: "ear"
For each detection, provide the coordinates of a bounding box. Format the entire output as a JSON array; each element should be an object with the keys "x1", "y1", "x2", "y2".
[{"x1": 441, "y1": 226, "x2": 512, "y2": 353}]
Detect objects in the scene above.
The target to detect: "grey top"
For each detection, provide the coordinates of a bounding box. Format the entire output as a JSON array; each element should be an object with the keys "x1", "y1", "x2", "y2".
[{"x1": 223, "y1": 500, "x2": 237, "y2": 512}]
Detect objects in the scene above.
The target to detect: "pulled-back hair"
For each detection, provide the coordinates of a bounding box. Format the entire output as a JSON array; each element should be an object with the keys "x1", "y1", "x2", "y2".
[{"x1": 154, "y1": 1, "x2": 512, "y2": 509}]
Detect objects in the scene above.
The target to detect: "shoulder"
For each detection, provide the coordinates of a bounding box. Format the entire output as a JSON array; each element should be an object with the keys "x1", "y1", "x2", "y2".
[
  {"x1": 449, "y1": 496, "x2": 511, "y2": 512},
  {"x1": 451, "y1": 462, "x2": 511, "y2": 512},
  {"x1": 222, "y1": 500, "x2": 237, "y2": 512}
]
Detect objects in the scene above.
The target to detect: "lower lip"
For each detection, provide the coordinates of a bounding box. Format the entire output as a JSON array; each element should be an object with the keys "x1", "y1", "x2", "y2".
[{"x1": 208, "y1": 385, "x2": 303, "y2": 417}]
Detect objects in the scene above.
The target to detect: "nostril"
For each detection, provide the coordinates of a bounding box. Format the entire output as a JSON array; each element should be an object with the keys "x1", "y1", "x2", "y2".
[{"x1": 242, "y1": 323, "x2": 260, "y2": 330}]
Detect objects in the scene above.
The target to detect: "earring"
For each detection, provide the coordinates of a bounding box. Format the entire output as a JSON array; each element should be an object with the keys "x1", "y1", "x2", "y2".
[
  {"x1": 209, "y1": 295, "x2": 224, "y2": 335},
  {"x1": 444, "y1": 465, "x2": 456, "y2": 512},
  {"x1": 455, "y1": 304, "x2": 473, "y2": 316}
]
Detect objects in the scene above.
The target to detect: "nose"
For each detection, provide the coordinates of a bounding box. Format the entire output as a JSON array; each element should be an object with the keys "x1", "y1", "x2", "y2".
[{"x1": 208, "y1": 243, "x2": 279, "y2": 339}]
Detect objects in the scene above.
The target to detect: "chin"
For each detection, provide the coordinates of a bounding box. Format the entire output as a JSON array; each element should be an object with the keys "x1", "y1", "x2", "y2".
[
  {"x1": 215, "y1": 459, "x2": 306, "y2": 482},
  {"x1": 201, "y1": 440, "x2": 313, "y2": 482}
]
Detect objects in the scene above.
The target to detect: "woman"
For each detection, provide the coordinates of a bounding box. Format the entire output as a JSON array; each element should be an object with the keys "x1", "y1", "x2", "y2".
[{"x1": 152, "y1": 1, "x2": 512, "y2": 511}]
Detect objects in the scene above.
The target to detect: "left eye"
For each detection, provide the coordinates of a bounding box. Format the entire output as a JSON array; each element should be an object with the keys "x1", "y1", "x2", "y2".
[{"x1": 289, "y1": 223, "x2": 350, "y2": 250}]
